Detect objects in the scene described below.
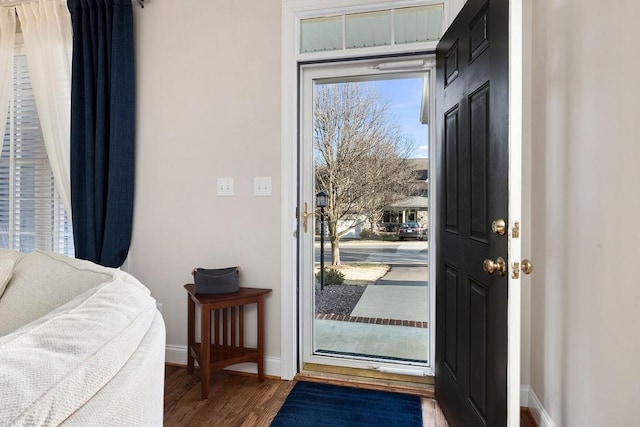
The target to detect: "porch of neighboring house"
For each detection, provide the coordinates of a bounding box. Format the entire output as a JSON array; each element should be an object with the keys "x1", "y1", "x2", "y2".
[{"x1": 380, "y1": 196, "x2": 429, "y2": 232}]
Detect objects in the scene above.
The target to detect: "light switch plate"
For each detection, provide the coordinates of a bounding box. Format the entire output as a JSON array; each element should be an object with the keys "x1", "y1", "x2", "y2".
[
  {"x1": 217, "y1": 178, "x2": 234, "y2": 196},
  {"x1": 254, "y1": 177, "x2": 272, "y2": 196}
]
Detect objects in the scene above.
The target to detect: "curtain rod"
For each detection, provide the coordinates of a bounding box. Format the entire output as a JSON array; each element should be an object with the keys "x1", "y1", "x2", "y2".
[{"x1": 0, "y1": 0, "x2": 144, "y2": 7}]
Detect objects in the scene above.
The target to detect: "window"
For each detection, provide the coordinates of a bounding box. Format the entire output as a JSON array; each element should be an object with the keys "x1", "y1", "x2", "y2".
[
  {"x1": 300, "y1": 3, "x2": 444, "y2": 54},
  {"x1": 0, "y1": 52, "x2": 73, "y2": 256}
]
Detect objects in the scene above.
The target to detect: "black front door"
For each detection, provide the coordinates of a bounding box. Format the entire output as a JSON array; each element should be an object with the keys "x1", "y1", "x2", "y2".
[{"x1": 435, "y1": 0, "x2": 509, "y2": 425}]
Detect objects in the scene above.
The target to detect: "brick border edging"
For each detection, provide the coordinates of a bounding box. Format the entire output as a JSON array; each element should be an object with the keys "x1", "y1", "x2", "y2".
[{"x1": 315, "y1": 313, "x2": 428, "y2": 328}]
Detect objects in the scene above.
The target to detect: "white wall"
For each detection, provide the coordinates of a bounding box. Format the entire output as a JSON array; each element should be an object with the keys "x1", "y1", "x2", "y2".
[
  {"x1": 128, "y1": 0, "x2": 283, "y2": 373},
  {"x1": 520, "y1": 0, "x2": 533, "y2": 390},
  {"x1": 529, "y1": 0, "x2": 640, "y2": 425}
]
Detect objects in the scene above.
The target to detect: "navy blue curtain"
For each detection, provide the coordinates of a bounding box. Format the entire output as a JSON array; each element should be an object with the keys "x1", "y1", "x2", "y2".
[{"x1": 67, "y1": 0, "x2": 135, "y2": 267}]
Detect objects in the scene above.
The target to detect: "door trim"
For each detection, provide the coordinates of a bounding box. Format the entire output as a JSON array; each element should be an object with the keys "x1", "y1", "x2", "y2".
[
  {"x1": 280, "y1": 0, "x2": 298, "y2": 381},
  {"x1": 280, "y1": 0, "x2": 450, "y2": 381},
  {"x1": 507, "y1": 0, "x2": 523, "y2": 425}
]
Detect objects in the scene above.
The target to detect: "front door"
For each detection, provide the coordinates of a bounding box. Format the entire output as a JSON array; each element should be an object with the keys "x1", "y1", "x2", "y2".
[{"x1": 435, "y1": 0, "x2": 510, "y2": 425}]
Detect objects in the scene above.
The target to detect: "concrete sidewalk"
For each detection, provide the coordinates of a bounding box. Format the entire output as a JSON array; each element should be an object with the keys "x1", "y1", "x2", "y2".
[
  {"x1": 349, "y1": 261, "x2": 428, "y2": 321},
  {"x1": 315, "y1": 319, "x2": 429, "y2": 361},
  {"x1": 375, "y1": 264, "x2": 428, "y2": 286},
  {"x1": 314, "y1": 264, "x2": 430, "y2": 362},
  {"x1": 350, "y1": 285, "x2": 428, "y2": 322}
]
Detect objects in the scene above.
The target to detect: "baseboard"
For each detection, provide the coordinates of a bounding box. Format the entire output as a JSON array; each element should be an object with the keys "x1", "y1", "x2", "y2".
[
  {"x1": 165, "y1": 345, "x2": 188, "y2": 366},
  {"x1": 520, "y1": 385, "x2": 556, "y2": 427},
  {"x1": 520, "y1": 385, "x2": 530, "y2": 406},
  {"x1": 165, "y1": 345, "x2": 282, "y2": 378}
]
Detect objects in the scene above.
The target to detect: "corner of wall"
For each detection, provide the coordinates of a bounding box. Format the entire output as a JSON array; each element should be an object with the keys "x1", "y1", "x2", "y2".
[{"x1": 521, "y1": 385, "x2": 557, "y2": 427}]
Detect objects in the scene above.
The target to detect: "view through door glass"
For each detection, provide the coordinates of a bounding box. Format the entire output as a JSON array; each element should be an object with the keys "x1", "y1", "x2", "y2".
[{"x1": 312, "y1": 74, "x2": 430, "y2": 364}]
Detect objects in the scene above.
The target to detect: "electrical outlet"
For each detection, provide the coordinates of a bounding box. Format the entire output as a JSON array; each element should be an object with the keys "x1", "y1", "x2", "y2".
[
  {"x1": 254, "y1": 177, "x2": 272, "y2": 196},
  {"x1": 217, "y1": 178, "x2": 234, "y2": 196}
]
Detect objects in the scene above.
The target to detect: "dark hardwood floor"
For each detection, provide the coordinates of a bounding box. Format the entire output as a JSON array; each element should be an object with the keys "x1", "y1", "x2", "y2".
[
  {"x1": 521, "y1": 407, "x2": 538, "y2": 427},
  {"x1": 164, "y1": 365, "x2": 293, "y2": 426},
  {"x1": 164, "y1": 365, "x2": 537, "y2": 427}
]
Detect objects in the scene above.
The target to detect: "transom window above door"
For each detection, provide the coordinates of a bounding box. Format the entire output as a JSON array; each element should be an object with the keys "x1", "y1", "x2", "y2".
[{"x1": 300, "y1": 3, "x2": 444, "y2": 55}]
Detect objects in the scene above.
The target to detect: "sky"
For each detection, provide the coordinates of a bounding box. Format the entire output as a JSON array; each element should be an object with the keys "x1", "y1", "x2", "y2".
[{"x1": 362, "y1": 77, "x2": 429, "y2": 158}]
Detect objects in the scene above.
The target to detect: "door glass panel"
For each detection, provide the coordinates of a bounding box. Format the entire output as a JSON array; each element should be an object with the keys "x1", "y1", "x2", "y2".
[
  {"x1": 345, "y1": 11, "x2": 392, "y2": 49},
  {"x1": 300, "y1": 16, "x2": 343, "y2": 53},
  {"x1": 394, "y1": 5, "x2": 444, "y2": 44},
  {"x1": 311, "y1": 74, "x2": 430, "y2": 364}
]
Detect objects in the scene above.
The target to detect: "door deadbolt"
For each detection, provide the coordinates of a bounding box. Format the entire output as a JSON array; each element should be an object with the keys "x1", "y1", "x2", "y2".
[
  {"x1": 483, "y1": 257, "x2": 506, "y2": 276},
  {"x1": 491, "y1": 219, "x2": 506, "y2": 236},
  {"x1": 511, "y1": 259, "x2": 534, "y2": 279}
]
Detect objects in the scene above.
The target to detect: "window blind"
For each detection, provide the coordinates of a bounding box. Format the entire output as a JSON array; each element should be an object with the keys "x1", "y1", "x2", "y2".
[{"x1": 0, "y1": 54, "x2": 73, "y2": 255}]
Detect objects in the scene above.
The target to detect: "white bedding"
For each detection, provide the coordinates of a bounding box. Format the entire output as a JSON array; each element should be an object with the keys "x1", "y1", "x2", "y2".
[
  {"x1": 0, "y1": 269, "x2": 159, "y2": 426},
  {"x1": 61, "y1": 311, "x2": 165, "y2": 426}
]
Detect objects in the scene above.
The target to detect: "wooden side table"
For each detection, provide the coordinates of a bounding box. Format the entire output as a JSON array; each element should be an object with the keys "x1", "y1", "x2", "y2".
[{"x1": 184, "y1": 284, "x2": 272, "y2": 399}]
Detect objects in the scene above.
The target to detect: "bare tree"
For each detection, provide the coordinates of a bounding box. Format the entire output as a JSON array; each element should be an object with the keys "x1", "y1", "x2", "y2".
[{"x1": 314, "y1": 82, "x2": 418, "y2": 265}]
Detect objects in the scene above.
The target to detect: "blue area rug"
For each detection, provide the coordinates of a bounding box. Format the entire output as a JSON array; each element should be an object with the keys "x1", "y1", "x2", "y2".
[{"x1": 271, "y1": 381, "x2": 422, "y2": 426}]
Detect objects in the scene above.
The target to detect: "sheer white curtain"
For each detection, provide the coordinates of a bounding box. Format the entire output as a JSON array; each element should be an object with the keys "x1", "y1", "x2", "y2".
[
  {"x1": 16, "y1": 0, "x2": 72, "y2": 217},
  {"x1": 0, "y1": 7, "x2": 15, "y2": 147}
]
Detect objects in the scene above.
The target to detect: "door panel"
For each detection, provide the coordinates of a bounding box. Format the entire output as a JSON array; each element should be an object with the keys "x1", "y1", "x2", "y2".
[
  {"x1": 469, "y1": 83, "x2": 490, "y2": 243},
  {"x1": 444, "y1": 106, "x2": 459, "y2": 233},
  {"x1": 444, "y1": 265, "x2": 458, "y2": 375},
  {"x1": 468, "y1": 278, "x2": 488, "y2": 416},
  {"x1": 435, "y1": 0, "x2": 509, "y2": 425}
]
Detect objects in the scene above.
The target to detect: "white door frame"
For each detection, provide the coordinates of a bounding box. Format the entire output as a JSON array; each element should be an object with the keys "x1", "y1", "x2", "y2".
[
  {"x1": 280, "y1": 0, "x2": 441, "y2": 382},
  {"x1": 507, "y1": 0, "x2": 523, "y2": 424},
  {"x1": 281, "y1": 1, "x2": 523, "y2": 425}
]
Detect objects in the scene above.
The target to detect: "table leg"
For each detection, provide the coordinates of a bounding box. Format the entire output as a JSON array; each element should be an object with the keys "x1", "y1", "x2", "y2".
[
  {"x1": 187, "y1": 296, "x2": 195, "y2": 375},
  {"x1": 201, "y1": 305, "x2": 211, "y2": 399},
  {"x1": 257, "y1": 295, "x2": 265, "y2": 381}
]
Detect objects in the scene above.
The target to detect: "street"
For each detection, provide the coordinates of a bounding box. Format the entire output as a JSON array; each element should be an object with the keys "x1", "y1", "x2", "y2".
[{"x1": 314, "y1": 240, "x2": 428, "y2": 265}]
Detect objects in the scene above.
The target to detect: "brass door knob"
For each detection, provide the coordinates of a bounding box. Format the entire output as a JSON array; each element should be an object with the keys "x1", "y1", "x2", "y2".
[
  {"x1": 521, "y1": 259, "x2": 533, "y2": 275},
  {"x1": 483, "y1": 256, "x2": 506, "y2": 276}
]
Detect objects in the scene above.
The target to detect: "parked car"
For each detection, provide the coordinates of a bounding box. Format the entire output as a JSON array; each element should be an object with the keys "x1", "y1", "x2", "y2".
[{"x1": 397, "y1": 222, "x2": 425, "y2": 241}]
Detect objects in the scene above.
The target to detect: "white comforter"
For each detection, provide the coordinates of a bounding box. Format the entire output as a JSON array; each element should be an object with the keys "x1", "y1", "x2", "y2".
[{"x1": 0, "y1": 270, "x2": 159, "y2": 426}]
